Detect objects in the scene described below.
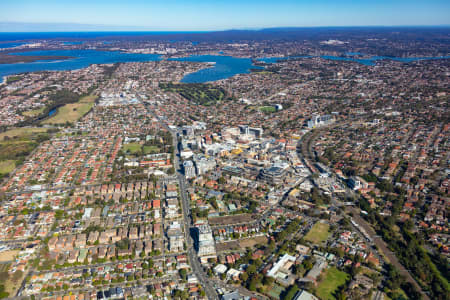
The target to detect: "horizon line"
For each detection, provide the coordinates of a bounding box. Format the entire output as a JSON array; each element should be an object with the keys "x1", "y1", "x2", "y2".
[{"x1": 1, "y1": 23, "x2": 450, "y2": 33}]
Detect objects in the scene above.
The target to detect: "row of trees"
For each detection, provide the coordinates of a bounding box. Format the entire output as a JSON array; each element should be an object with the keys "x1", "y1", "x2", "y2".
[{"x1": 359, "y1": 195, "x2": 448, "y2": 299}]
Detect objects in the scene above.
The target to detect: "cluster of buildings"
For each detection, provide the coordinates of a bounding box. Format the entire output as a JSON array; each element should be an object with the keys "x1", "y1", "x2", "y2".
[
  {"x1": 2, "y1": 135, "x2": 122, "y2": 191},
  {"x1": 313, "y1": 105, "x2": 449, "y2": 256},
  {"x1": 0, "y1": 35, "x2": 448, "y2": 299},
  {"x1": 306, "y1": 114, "x2": 335, "y2": 129},
  {"x1": 0, "y1": 64, "x2": 105, "y2": 126}
]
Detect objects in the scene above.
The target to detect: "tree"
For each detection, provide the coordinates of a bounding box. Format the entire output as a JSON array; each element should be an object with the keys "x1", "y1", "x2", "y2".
[
  {"x1": 179, "y1": 269, "x2": 187, "y2": 281},
  {"x1": 284, "y1": 284, "x2": 299, "y2": 300},
  {"x1": 0, "y1": 284, "x2": 9, "y2": 299},
  {"x1": 263, "y1": 275, "x2": 274, "y2": 286},
  {"x1": 336, "y1": 289, "x2": 347, "y2": 300},
  {"x1": 246, "y1": 264, "x2": 257, "y2": 275},
  {"x1": 294, "y1": 264, "x2": 305, "y2": 277},
  {"x1": 268, "y1": 239, "x2": 276, "y2": 251},
  {"x1": 248, "y1": 275, "x2": 259, "y2": 291}
]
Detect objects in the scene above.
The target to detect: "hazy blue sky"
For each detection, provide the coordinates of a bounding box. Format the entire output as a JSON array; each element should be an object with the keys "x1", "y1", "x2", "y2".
[{"x1": 0, "y1": 0, "x2": 449, "y2": 31}]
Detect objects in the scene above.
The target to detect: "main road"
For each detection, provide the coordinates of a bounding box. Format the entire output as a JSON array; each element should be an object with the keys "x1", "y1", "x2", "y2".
[{"x1": 145, "y1": 104, "x2": 219, "y2": 300}]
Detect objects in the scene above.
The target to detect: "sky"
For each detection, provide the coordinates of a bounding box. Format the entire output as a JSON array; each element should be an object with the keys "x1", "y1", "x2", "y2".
[{"x1": 0, "y1": 0, "x2": 449, "y2": 31}]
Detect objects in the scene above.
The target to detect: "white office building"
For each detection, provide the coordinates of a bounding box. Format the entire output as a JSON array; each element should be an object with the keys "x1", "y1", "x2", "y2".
[
  {"x1": 183, "y1": 160, "x2": 196, "y2": 179},
  {"x1": 196, "y1": 224, "x2": 216, "y2": 261}
]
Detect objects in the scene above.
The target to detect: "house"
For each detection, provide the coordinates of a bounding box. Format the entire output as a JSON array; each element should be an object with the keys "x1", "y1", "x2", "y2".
[
  {"x1": 213, "y1": 264, "x2": 227, "y2": 275},
  {"x1": 152, "y1": 199, "x2": 161, "y2": 209},
  {"x1": 117, "y1": 246, "x2": 132, "y2": 257},
  {"x1": 226, "y1": 268, "x2": 241, "y2": 281},
  {"x1": 98, "y1": 246, "x2": 107, "y2": 259},
  {"x1": 293, "y1": 290, "x2": 319, "y2": 300},
  {"x1": 144, "y1": 239, "x2": 152, "y2": 255},
  {"x1": 153, "y1": 223, "x2": 161, "y2": 236},
  {"x1": 153, "y1": 240, "x2": 163, "y2": 252},
  {"x1": 107, "y1": 245, "x2": 116, "y2": 259},
  {"x1": 99, "y1": 232, "x2": 109, "y2": 244},
  {"x1": 48, "y1": 236, "x2": 58, "y2": 251},
  {"x1": 135, "y1": 240, "x2": 143, "y2": 256},
  {"x1": 221, "y1": 291, "x2": 243, "y2": 300},
  {"x1": 349, "y1": 274, "x2": 374, "y2": 291},
  {"x1": 78, "y1": 249, "x2": 87, "y2": 263},
  {"x1": 296, "y1": 244, "x2": 310, "y2": 255},
  {"x1": 129, "y1": 227, "x2": 138, "y2": 239},
  {"x1": 75, "y1": 233, "x2": 86, "y2": 248},
  {"x1": 87, "y1": 231, "x2": 99, "y2": 244},
  {"x1": 68, "y1": 250, "x2": 79, "y2": 264}
]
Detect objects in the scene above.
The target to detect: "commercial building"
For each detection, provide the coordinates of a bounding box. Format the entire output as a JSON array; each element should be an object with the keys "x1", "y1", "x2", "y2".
[
  {"x1": 183, "y1": 160, "x2": 196, "y2": 179},
  {"x1": 259, "y1": 163, "x2": 289, "y2": 185},
  {"x1": 307, "y1": 114, "x2": 335, "y2": 128},
  {"x1": 193, "y1": 154, "x2": 216, "y2": 175},
  {"x1": 348, "y1": 176, "x2": 368, "y2": 190},
  {"x1": 238, "y1": 125, "x2": 264, "y2": 138},
  {"x1": 195, "y1": 224, "x2": 216, "y2": 263}
]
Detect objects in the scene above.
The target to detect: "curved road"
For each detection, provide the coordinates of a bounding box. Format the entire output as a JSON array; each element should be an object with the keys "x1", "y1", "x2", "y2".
[{"x1": 297, "y1": 125, "x2": 430, "y2": 300}]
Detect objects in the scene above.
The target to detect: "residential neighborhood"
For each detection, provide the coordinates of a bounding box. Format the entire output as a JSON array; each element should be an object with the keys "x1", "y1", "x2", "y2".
[{"x1": 0, "y1": 28, "x2": 448, "y2": 300}]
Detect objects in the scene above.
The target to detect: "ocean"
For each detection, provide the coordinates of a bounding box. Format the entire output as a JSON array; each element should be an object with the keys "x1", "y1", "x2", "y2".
[{"x1": 0, "y1": 32, "x2": 449, "y2": 83}]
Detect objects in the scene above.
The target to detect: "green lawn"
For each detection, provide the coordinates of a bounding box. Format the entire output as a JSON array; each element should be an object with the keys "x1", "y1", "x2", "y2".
[
  {"x1": 388, "y1": 288, "x2": 408, "y2": 300},
  {"x1": 123, "y1": 142, "x2": 142, "y2": 154},
  {"x1": 0, "y1": 128, "x2": 51, "y2": 170},
  {"x1": 316, "y1": 267, "x2": 349, "y2": 300},
  {"x1": 304, "y1": 221, "x2": 330, "y2": 244},
  {"x1": 267, "y1": 284, "x2": 285, "y2": 299},
  {"x1": 259, "y1": 106, "x2": 276, "y2": 113},
  {"x1": 22, "y1": 107, "x2": 45, "y2": 117},
  {"x1": 143, "y1": 145, "x2": 160, "y2": 154},
  {"x1": 6, "y1": 75, "x2": 22, "y2": 84},
  {"x1": 0, "y1": 160, "x2": 15, "y2": 175},
  {"x1": 0, "y1": 127, "x2": 47, "y2": 142},
  {"x1": 42, "y1": 95, "x2": 96, "y2": 125}
]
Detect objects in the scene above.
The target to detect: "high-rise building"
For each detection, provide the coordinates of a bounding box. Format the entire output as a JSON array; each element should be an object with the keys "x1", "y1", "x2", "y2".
[
  {"x1": 183, "y1": 160, "x2": 196, "y2": 179},
  {"x1": 193, "y1": 154, "x2": 216, "y2": 175},
  {"x1": 196, "y1": 224, "x2": 216, "y2": 258},
  {"x1": 307, "y1": 114, "x2": 335, "y2": 128},
  {"x1": 238, "y1": 125, "x2": 264, "y2": 138}
]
